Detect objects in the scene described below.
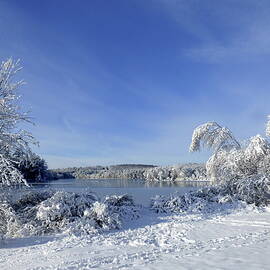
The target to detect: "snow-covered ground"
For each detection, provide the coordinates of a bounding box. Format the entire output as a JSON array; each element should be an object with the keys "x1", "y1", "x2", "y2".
[{"x1": 1, "y1": 205, "x2": 269, "y2": 270}]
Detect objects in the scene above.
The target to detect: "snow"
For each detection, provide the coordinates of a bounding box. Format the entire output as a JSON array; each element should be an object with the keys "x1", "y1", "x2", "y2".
[{"x1": 1, "y1": 202, "x2": 269, "y2": 270}]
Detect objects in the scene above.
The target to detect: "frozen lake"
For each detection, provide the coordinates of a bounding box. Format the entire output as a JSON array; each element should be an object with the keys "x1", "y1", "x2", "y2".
[{"x1": 31, "y1": 178, "x2": 209, "y2": 206}]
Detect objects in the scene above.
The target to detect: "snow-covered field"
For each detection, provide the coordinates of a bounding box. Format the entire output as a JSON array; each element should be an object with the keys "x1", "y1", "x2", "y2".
[{"x1": 1, "y1": 204, "x2": 269, "y2": 270}]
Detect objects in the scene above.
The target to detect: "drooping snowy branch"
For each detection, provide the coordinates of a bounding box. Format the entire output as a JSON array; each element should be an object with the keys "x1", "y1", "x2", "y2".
[{"x1": 189, "y1": 122, "x2": 240, "y2": 153}]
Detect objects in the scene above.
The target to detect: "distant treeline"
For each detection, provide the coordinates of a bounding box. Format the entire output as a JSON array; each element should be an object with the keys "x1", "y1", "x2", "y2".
[
  {"x1": 48, "y1": 164, "x2": 156, "y2": 180},
  {"x1": 48, "y1": 163, "x2": 206, "y2": 181},
  {"x1": 144, "y1": 163, "x2": 206, "y2": 181}
]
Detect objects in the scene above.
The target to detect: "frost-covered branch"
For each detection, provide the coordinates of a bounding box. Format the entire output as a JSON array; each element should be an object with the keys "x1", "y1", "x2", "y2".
[
  {"x1": 189, "y1": 121, "x2": 270, "y2": 184},
  {"x1": 206, "y1": 134, "x2": 270, "y2": 184},
  {"x1": 0, "y1": 154, "x2": 27, "y2": 187},
  {"x1": 189, "y1": 122, "x2": 240, "y2": 153},
  {"x1": 0, "y1": 58, "x2": 37, "y2": 186}
]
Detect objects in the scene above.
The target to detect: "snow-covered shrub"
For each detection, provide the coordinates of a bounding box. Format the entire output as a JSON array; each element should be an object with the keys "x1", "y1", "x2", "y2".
[
  {"x1": 151, "y1": 187, "x2": 228, "y2": 214},
  {"x1": 33, "y1": 191, "x2": 98, "y2": 234},
  {"x1": 85, "y1": 201, "x2": 120, "y2": 230},
  {"x1": 85, "y1": 195, "x2": 139, "y2": 230},
  {"x1": 103, "y1": 194, "x2": 140, "y2": 221},
  {"x1": 0, "y1": 190, "x2": 56, "y2": 237},
  {"x1": 0, "y1": 199, "x2": 21, "y2": 238},
  {"x1": 151, "y1": 175, "x2": 270, "y2": 214},
  {"x1": 221, "y1": 175, "x2": 270, "y2": 206},
  {"x1": 0, "y1": 190, "x2": 140, "y2": 238}
]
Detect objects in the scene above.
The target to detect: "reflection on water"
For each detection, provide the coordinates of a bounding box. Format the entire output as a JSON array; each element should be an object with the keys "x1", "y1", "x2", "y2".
[
  {"x1": 144, "y1": 180, "x2": 209, "y2": 188},
  {"x1": 29, "y1": 178, "x2": 210, "y2": 206},
  {"x1": 31, "y1": 178, "x2": 209, "y2": 189}
]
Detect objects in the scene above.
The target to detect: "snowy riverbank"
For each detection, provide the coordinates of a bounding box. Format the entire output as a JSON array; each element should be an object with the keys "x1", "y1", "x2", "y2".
[
  {"x1": 1, "y1": 205, "x2": 269, "y2": 270},
  {"x1": 1, "y1": 175, "x2": 269, "y2": 270}
]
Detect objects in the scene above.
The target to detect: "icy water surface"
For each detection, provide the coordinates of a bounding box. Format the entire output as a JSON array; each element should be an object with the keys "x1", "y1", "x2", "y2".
[{"x1": 31, "y1": 178, "x2": 209, "y2": 206}]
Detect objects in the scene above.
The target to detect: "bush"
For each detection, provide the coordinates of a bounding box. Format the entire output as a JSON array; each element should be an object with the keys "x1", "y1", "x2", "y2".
[
  {"x1": 0, "y1": 190, "x2": 140, "y2": 238},
  {"x1": 151, "y1": 175, "x2": 270, "y2": 214}
]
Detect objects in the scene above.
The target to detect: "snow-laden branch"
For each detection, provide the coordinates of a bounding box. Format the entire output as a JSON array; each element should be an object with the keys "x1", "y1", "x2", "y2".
[
  {"x1": 189, "y1": 121, "x2": 270, "y2": 184},
  {"x1": 189, "y1": 122, "x2": 240, "y2": 153},
  {"x1": 206, "y1": 134, "x2": 270, "y2": 184},
  {"x1": 0, "y1": 154, "x2": 27, "y2": 187},
  {"x1": 0, "y1": 58, "x2": 37, "y2": 186}
]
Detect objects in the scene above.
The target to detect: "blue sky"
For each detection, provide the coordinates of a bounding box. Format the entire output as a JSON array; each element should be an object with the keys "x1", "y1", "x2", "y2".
[{"x1": 1, "y1": 0, "x2": 270, "y2": 168}]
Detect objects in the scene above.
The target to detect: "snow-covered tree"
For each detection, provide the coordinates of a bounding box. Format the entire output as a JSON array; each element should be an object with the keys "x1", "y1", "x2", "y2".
[
  {"x1": 190, "y1": 122, "x2": 240, "y2": 183},
  {"x1": 144, "y1": 164, "x2": 206, "y2": 182},
  {"x1": 190, "y1": 120, "x2": 270, "y2": 184},
  {"x1": 12, "y1": 150, "x2": 48, "y2": 182},
  {"x1": 0, "y1": 58, "x2": 36, "y2": 186}
]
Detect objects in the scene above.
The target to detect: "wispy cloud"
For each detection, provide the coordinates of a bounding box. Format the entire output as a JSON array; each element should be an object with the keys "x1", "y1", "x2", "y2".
[
  {"x1": 155, "y1": 0, "x2": 270, "y2": 62},
  {"x1": 2, "y1": 0, "x2": 270, "y2": 168},
  {"x1": 186, "y1": 27, "x2": 270, "y2": 63}
]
